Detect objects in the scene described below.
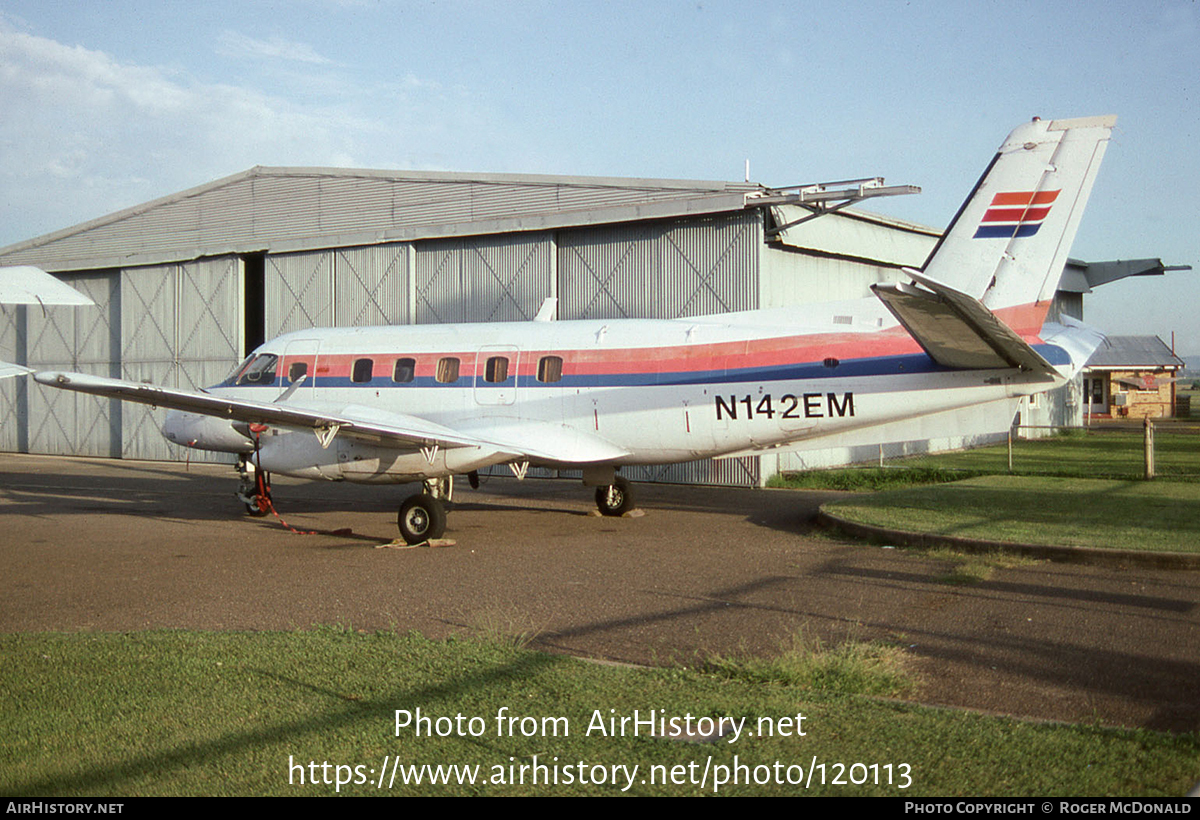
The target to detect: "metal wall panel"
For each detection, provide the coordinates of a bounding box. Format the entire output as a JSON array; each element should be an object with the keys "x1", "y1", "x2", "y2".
[
  {"x1": 265, "y1": 250, "x2": 334, "y2": 337},
  {"x1": 414, "y1": 234, "x2": 551, "y2": 324},
  {"x1": 333, "y1": 245, "x2": 409, "y2": 327},
  {"x1": 24, "y1": 273, "x2": 119, "y2": 457},
  {"x1": 623, "y1": 457, "x2": 760, "y2": 487}
]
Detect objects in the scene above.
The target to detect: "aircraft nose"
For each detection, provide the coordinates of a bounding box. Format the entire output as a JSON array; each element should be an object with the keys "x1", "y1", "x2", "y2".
[{"x1": 162, "y1": 410, "x2": 255, "y2": 453}]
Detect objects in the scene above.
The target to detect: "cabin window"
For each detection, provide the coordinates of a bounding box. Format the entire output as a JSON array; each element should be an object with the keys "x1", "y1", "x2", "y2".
[
  {"x1": 288, "y1": 361, "x2": 308, "y2": 383},
  {"x1": 436, "y1": 357, "x2": 460, "y2": 383},
  {"x1": 392, "y1": 357, "x2": 415, "y2": 383},
  {"x1": 352, "y1": 358, "x2": 374, "y2": 383},
  {"x1": 236, "y1": 353, "x2": 278, "y2": 385},
  {"x1": 537, "y1": 355, "x2": 563, "y2": 383},
  {"x1": 485, "y1": 356, "x2": 509, "y2": 383}
]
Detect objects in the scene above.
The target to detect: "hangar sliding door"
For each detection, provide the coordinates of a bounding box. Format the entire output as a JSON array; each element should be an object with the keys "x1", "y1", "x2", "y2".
[
  {"x1": 557, "y1": 214, "x2": 757, "y2": 320},
  {"x1": 415, "y1": 234, "x2": 552, "y2": 324},
  {"x1": 0, "y1": 304, "x2": 20, "y2": 452},
  {"x1": 120, "y1": 258, "x2": 243, "y2": 461},
  {"x1": 266, "y1": 244, "x2": 409, "y2": 338},
  {"x1": 23, "y1": 273, "x2": 120, "y2": 457}
]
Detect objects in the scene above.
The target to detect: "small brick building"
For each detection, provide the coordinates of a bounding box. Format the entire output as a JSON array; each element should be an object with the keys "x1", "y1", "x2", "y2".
[{"x1": 1082, "y1": 336, "x2": 1185, "y2": 419}]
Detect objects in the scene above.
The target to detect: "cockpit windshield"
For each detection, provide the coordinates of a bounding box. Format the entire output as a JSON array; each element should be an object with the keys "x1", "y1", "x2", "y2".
[{"x1": 235, "y1": 353, "x2": 279, "y2": 386}]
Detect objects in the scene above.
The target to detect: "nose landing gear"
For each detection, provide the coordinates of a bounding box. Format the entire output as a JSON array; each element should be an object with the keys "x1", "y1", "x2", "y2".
[{"x1": 236, "y1": 455, "x2": 272, "y2": 516}]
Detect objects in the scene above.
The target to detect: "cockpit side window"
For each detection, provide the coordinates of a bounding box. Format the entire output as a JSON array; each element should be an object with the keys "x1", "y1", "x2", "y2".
[
  {"x1": 236, "y1": 353, "x2": 278, "y2": 385},
  {"x1": 227, "y1": 355, "x2": 256, "y2": 383}
]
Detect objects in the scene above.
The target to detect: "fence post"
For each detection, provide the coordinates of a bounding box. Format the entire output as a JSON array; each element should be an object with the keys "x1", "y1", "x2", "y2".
[
  {"x1": 1144, "y1": 418, "x2": 1155, "y2": 479},
  {"x1": 1007, "y1": 430, "x2": 1013, "y2": 473}
]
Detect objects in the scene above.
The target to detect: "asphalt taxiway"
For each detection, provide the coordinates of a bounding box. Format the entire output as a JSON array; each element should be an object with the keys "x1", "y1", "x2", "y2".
[{"x1": 3, "y1": 452, "x2": 1197, "y2": 733}]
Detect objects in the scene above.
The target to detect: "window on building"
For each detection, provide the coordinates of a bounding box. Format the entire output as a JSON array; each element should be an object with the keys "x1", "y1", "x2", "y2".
[
  {"x1": 352, "y1": 358, "x2": 374, "y2": 383},
  {"x1": 537, "y1": 355, "x2": 563, "y2": 383},
  {"x1": 485, "y1": 356, "x2": 509, "y2": 383},
  {"x1": 393, "y1": 357, "x2": 416, "y2": 383},
  {"x1": 436, "y1": 357, "x2": 460, "y2": 383}
]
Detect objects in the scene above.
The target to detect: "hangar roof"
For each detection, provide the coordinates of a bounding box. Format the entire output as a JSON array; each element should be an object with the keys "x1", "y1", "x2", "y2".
[{"x1": 0, "y1": 167, "x2": 768, "y2": 272}]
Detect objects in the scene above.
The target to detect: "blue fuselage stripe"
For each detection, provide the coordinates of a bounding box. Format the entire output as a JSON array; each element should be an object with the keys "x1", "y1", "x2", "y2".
[{"x1": 216, "y1": 346, "x2": 1070, "y2": 391}]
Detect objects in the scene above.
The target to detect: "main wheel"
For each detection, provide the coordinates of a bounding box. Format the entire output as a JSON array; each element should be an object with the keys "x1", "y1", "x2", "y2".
[
  {"x1": 595, "y1": 475, "x2": 634, "y2": 517},
  {"x1": 397, "y1": 493, "x2": 447, "y2": 544}
]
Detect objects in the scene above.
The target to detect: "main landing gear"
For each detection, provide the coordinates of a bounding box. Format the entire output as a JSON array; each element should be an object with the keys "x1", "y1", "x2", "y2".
[
  {"x1": 396, "y1": 476, "x2": 454, "y2": 545},
  {"x1": 595, "y1": 475, "x2": 634, "y2": 517},
  {"x1": 393, "y1": 471, "x2": 636, "y2": 543}
]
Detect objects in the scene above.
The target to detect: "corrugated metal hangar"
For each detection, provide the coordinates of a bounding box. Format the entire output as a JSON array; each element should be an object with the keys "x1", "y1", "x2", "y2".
[{"x1": 0, "y1": 164, "x2": 1116, "y2": 485}]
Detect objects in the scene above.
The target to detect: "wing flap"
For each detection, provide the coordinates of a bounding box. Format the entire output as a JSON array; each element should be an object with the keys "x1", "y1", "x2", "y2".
[
  {"x1": 457, "y1": 418, "x2": 630, "y2": 464},
  {"x1": 872, "y1": 270, "x2": 1057, "y2": 376}
]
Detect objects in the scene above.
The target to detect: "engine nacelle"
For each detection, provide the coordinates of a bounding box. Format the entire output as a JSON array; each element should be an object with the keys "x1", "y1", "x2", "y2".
[
  {"x1": 162, "y1": 411, "x2": 256, "y2": 453},
  {"x1": 251, "y1": 428, "x2": 507, "y2": 483}
]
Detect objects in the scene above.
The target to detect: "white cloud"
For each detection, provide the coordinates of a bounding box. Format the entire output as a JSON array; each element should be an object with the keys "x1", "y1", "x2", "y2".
[
  {"x1": 216, "y1": 30, "x2": 337, "y2": 65},
  {"x1": 0, "y1": 17, "x2": 506, "y2": 245}
]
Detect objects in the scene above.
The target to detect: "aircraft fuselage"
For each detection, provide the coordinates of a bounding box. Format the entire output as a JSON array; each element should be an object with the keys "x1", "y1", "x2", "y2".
[{"x1": 169, "y1": 307, "x2": 1066, "y2": 484}]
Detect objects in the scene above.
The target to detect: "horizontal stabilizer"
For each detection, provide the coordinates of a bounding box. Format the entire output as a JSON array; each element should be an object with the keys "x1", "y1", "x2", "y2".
[
  {"x1": 872, "y1": 270, "x2": 1057, "y2": 376},
  {"x1": 0, "y1": 266, "x2": 95, "y2": 306}
]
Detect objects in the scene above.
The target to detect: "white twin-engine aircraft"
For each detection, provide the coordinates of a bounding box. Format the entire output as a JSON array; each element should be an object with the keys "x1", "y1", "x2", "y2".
[{"x1": 36, "y1": 116, "x2": 1115, "y2": 543}]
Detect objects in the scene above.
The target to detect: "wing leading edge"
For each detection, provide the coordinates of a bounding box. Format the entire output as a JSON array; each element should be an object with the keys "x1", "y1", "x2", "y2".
[{"x1": 31, "y1": 370, "x2": 629, "y2": 465}]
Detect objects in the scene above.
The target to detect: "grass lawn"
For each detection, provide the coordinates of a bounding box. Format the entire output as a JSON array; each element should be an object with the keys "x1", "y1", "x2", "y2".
[
  {"x1": 772, "y1": 427, "x2": 1200, "y2": 490},
  {"x1": 822, "y1": 475, "x2": 1200, "y2": 552},
  {"x1": 2, "y1": 629, "x2": 1197, "y2": 797}
]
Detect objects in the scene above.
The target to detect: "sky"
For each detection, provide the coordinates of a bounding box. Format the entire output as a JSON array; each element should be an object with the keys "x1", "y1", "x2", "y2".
[{"x1": 1, "y1": 1, "x2": 1197, "y2": 351}]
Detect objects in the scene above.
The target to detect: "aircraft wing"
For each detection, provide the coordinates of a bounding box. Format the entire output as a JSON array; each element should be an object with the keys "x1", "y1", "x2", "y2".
[
  {"x1": 33, "y1": 371, "x2": 504, "y2": 452},
  {"x1": 871, "y1": 270, "x2": 1058, "y2": 376},
  {"x1": 31, "y1": 370, "x2": 629, "y2": 464}
]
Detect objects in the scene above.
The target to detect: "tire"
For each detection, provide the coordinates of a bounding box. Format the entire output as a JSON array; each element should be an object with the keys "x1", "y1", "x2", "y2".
[
  {"x1": 595, "y1": 475, "x2": 634, "y2": 517},
  {"x1": 398, "y1": 493, "x2": 447, "y2": 544},
  {"x1": 244, "y1": 496, "x2": 270, "y2": 517}
]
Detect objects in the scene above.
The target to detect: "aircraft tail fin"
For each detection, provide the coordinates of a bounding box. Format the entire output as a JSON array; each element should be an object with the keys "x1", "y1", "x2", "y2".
[{"x1": 920, "y1": 115, "x2": 1115, "y2": 336}]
